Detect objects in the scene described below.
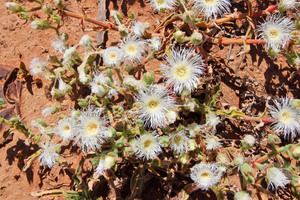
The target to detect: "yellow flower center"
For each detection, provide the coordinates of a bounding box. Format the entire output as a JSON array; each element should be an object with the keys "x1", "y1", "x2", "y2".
[
  {"x1": 143, "y1": 139, "x2": 152, "y2": 148},
  {"x1": 108, "y1": 52, "x2": 117, "y2": 61},
  {"x1": 148, "y1": 100, "x2": 158, "y2": 108},
  {"x1": 126, "y1": 44, "x2": 138, "y2": 56},
  {"x1": 176, "y1": 66, "x2": 187, "y2": 77},
  {"x1": 156, "y1": 0, "x2": 165, "y2": 5},
  {"x1": 205, "y1": 0, "x2": 217, "y2": 5},
  {"x1": 85, "y1": 120, "x2": 99, "y2": 136},
  {"x1": 174, "y1": 135, "x2": 182, "y2": 144}
]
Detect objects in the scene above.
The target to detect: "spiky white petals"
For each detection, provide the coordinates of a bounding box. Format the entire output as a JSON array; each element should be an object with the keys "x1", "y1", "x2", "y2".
[
  {"x1": 39, "y1": 143, "x2": 60, "y2": 168},
  {"x1": 79, "y1": 34, "x2": 92, "y2": 50},
  {"x1": 62, "y1": 46, "x2": 77, "y2": 65},
  {"x1": 89, "y1": 72, "x2": 109, "y2": 97},
  {"x1": 102, "y1": 47, "x2": 124, "y2": 67},
  {"x1": 133, "y1": 132, "x2": 162, "y2": 160},
  {"x1": 161, "y1": 47, "x2": 205, "y2": 94},
  {"x1": 56, "y1": 117, "x2": 75, "y2": 142},
  {"x1": 206, "y1": 112, "x2": 220, "y2": 129},
  {"x1": 123, "y1": 75, "x2": 145, "y2": 90},
  {"x1": 135, "y1": 85, "x2": 177, "y2": 129},
  {"x1": 148, "y1": 37, "x2": 162, "y2": 52},
  {"x1": 42, "y1": 106, "x2": 56, "y2": 117},
  {"x1": 205, "y1": 134, "x2": 221, "y2": 150},
  {"x1": 192, "y1": 0, "x2": 231, "y2": 19},
  {"x1": 58, "y1": 78, "x2": 71, "y2": 94},
  {"x1": 75, "y1": 106, "x2": 108, "y2": 152},
  {"x1": 169, "y1": 131, "x2": 189, "y2": 154},
  {"x1": 186, "y1": 122, "x2": 200, "y2": 137},
  {"x1": 256, "y1": 14, "x2": 294, "y2": 50},
  {"x1": 29, "y1": 58, "x2": 48, "y2": 77},
  {"x1": 131, "y1": 21, "x2": 149, "y2": 37},
  {"x1": 190, "y1": 162, "x2": 222, "y2": 190},
  {"x1": 269, "y1": 96, "x2": 300, "y2": 138},
  {"x1": 51, "y1": 36, "x2": 66, "y2": 53},
  {"x1": 149, "y1": 0, "x2": 175, "y2": 11},
  {"x1": 266, "y1": 167, "x2": 290, "y2": 190},
  {"x1": 119, "y1": 35, "x2": 147, "y2": 63}
]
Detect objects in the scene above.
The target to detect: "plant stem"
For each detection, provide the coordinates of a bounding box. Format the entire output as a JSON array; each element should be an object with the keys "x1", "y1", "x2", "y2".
[
  {"x1": 63, "y1": 10, "x2": 118, "y2": 31},
  {"x1": 207, "y1": 37, "x2": 266, "y2": 45},
  {"x1": 242, "y1": 117, "x2": 277, "y2": 123},
  {"x1": 254, "y1": 146, "x2": 286, "y2": 164}
]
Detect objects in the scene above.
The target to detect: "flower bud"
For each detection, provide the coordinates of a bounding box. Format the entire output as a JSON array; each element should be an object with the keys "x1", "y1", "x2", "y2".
[
  {"x1": 291, "y1": 175, "x2": 300, "y2": 189},
  {"x1": 106, "y1": 69, "x2": 114, "y2": 78},
  {"x1": 94, "y1": 85, "x2": 106, "y2": 97},
  {"x1": 240, "y1": 163, "x2": 254, "y2": 176},
  {"x1": 267, "y1": 47, "x2": 280, "y2": 58},
  {"x1": 118, "y1": 24, "x2": 128, "y2": 37},
  {"x1": 71, "y1": 110, "x2": 81, "y2": 119},
  {"x1": 53, "y1": 0, "x2": 65, "y2": 10},
  {"x1": 50, "y1": 88, "x2": 62, "y2": 98},
  {"x1": 159, "y1": 135, "x2": 169, "y2": 147},
  {"x1": 31, "y1": 20, "x2": 50, "y2": 30},
  {"x1": 174, "y1": 30, "x2": 186, "y2": 43},
  {"x1": 190, "y1": 31, "x2": 203, "y2": 46},
  {"x1": 135, "y1": 119, "x2": 144, "y2": 128},
  {"x1": 77, "y1": 99, "x2": 88, "y2": 108},
  {"x1": 112, "y1": 105, "x2": 124, "y2": 118},
  {"x1": 103, "y1": 155, "x2": 116, "y2": 170},
  {"x1": 234, "y1": 191, "x2": 251, "y2": 200},
  {"x1": 60, "y1": 33, "x2": 69, "y2": 42},
  {"x1": 187, "y1": 139, "x2": 197, "y2": 151},
  {"x1": 183, "y1": 11, "x2": 195, "y2": 25},
  {"x1": 291, "y1": 145, "x2": 300, "y2": 159},
  {"x1": 5, "y1": 2, "x2": 24, "y2": 13},
  {"x1": 165, "y1": 110, "x2": 177, "y2": 125},
  {"x1": 143, "y1": 71, "x2": 155, "y2": 85},
  {"x1": 178, "y1": 153, "x2": 189, "y2": 165},
  {"x1": 291, "y1": 99, "x2": 300, "y2": 110},
  {"x1": 295, "y1": 20, "x2": 300, "y2": 30},
  {"x1": 241, "y1": 134, "x2": 256, "y2": 149},
  {"x1": 233, "y1": 154, "x2": 245, "y2": 167},
  {"x1": 268, "y1": 134, "x2": 281, "y2": 144},
  {"x1": 42, "y1": 3, "x2": 53, "y2": 14}
]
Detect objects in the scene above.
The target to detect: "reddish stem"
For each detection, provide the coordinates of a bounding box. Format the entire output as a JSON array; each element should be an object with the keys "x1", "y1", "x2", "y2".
[
  {"x1": 243, "y1": 117, "x2": 277, "y2": 123},
  {"x1": 63, "y1": 10, "x2": 118, "y2": 31},
  {"x1": 206, "y1": 37, "x2": 266, "y2": 45}
]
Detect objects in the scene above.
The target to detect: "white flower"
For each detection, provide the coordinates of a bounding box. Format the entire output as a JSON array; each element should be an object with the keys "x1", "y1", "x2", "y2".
[
  {"x1": 131, "y1": 21, "x2": 149, "y2": 37},
  {"x1": 278, "y1": 0, "x2": 299, "y2": 11},
  {"x1": 102, "y1": 47, "x2": 123, "y2": 67},
  {"x1": 135, "y1": 85, "x2": 177, "y2": 129},
  {"x1": 62, "y1": 46, "x2": 77, "y2": 65},
  {"x1": 95, "y1": 155, "x2": 116, "y2": 175},
  {"x1": 89, "y1": 72, "x2": 109, "y2": 96},
  {"x1": 79, "y1": 34, "x2": 92, "y2": 50},
  {"x1": 234, "y1": 191, "x2": 252, "y2": 200},
  {"x1": 204, "y1": 134, "x2": 221, "y2": 150},
  {"x1": 169, "y1": 131, "x2": 189, "y2": 154},
  {"x1": 58, "y1": 77, "x2": 71, "y2": 94},
  {"x1": 56, "y1": 117, "x2": 75, "y2": 142},
  {"x1": 5, "y1": 2, "x2": 20, "y2": 12},
  {"x1": 165, "y1": 110, "x2": 178, "y2": 125},
  {"x1": 51, "y1": 36, "x2": 66, "y2": 53},
  {"x1": 243, "y1": 135, "x2": 256, "y2": 147},
  {"x1": 42, "y1": 106, "x2": 56, "y2": 117},
  {"x1": 75, "y1": 106, "x2": 108, "y2": 152},
  {"x1": 123, "y1": 75, "x2": 145, "y2": 90},
  {"x1": 149, "y1": 0, "x2": 176, "y2": 11},
  {"x1": 256, "y1": 14, "x2": 294, "y2": 50},
  {"x1": 119, "y1": 35, "x2": 147, "y2": 63},
  {"x1": 192, "y1": 0, "x2": 231, "y2": 19},
  {"x1": 269, "y1": 96, "x2": 300, "y2": 138},
  {"x1": 186, "y1": 122, "x2": 200, "y2": 137},
  {"x1": 148, "y1": 37, "x2": 162, "y2": 52},
  {"x1": 190, "y1": 162, "x2": 222, "y2": 190},
  {"x1": 161, "y1": 47, "x2": 205, "y2": 94},
  {"x1": 39, "y1": 143, "x2": 60, "y2": 168},
  {"x1": 29, "y1": 58, "x2": 48, "y2": 77},
  {"x1": 266, "y1": 167, "x2": 290, "y2": 190},
  {"x1": 206, "y1": 112, "x2": 220, "y2": 129},
  {"x1": 133, "y1": 132, "x2": 162, "y2": 160}
]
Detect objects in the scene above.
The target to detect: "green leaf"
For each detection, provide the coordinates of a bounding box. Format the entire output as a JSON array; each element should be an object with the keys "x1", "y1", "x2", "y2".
[{"x1": 215, "y1": 109, "x2": 246, "y2": 118}]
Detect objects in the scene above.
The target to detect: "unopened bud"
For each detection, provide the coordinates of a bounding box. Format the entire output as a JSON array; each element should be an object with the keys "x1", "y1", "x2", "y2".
[
  {"x1": 174, "y1": 30, "x2": 186, "y2": 43},
  {"x1": 291, "y1": 99, "x2": 300, "y2": 110},
  {"x1": 42, "y1": 3, "x2": 53, "y2": 14},
  {"x1": 159, "y1": 135, "x2": 169, "y2": 147},
  {"x1": 77, "y1": 99, "x2": 88, "y2": 108},
  {"x1": 190, "y1": 31, "x2": 203, "y2": 46},
  {"x1": 53, "y1": 0, "x2": 65, "y2": 10},
  {"x1": 106, "y1": 69, "x2": 114, "y2": 78},
  {"x1": 5, "y1": 2, "x2": 24, "y2": 13},
  {"x1": 268, "y1": 47, "x2": 280, "y2": 58},
  {"x1": 268, "y1": 134, "x2": 281, "y2": 144},
  {"x1": 143, "y1": 71, "x2": 155, "y2": 85},
  {"x1": 291, "y1": 145, "x2": 300, "y2": 159},
  {"x1": 31, "y1": 20, "x2": 50, "y2": 30},
  {"x1": 183, "y1": 11, "x2": 195, "y2": 25},
  {"x1": 178, "y1": 153, "x2": 189, "y2": 165},
  {"x1": 234, "y1": 191, "x2": 251, "y2": 200}
]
